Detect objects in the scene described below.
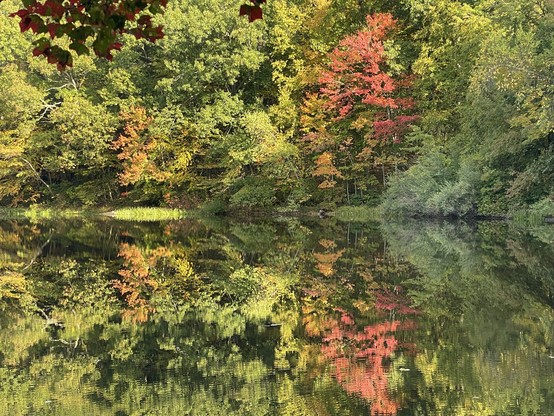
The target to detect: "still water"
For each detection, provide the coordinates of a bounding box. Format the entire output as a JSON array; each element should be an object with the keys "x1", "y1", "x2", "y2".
[{"x1": 0, "y1": 216, "x2": 553, "y2": 415}]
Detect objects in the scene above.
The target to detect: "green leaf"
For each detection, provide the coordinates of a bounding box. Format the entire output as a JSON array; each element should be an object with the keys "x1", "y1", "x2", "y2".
[
  {"x1": 92, "y1": 29, "x2": 116, "y2": 54},
  {"x1": 69, "y1": 42, "x2": 89, "y2": 56},
  {"x1": 69, "y1": 26, "x2": 95, "y2": 42},
  {"x1": 108, "y1": 15, "x2": 127, "y2": 30}
]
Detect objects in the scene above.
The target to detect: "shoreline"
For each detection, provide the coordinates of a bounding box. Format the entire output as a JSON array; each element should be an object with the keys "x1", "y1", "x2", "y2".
[{"x1": 0, "y1": 205, "x2": 551, "y2": 225}]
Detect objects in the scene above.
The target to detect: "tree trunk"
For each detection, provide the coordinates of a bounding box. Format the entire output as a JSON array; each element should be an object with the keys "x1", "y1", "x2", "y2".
[{"x1": 346, "y1": 181, "x2": 350, "y2": 204}]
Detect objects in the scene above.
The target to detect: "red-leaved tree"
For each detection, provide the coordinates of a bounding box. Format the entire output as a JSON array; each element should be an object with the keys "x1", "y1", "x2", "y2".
[
  {"x1": 302, "y1": 13, "x2": 418, "y2": 195},
  {"x1": 319, "y1": 14, "x2": 399, "y2": 119}
]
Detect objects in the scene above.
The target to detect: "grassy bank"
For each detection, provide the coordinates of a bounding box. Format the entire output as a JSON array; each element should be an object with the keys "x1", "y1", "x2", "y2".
[
  {"x1": 510, "y1": 198, "x2": 554, "y2": 226},
  {"x1": 4, "y1": 202, "x2": 550, "y2": 225},
  {"x1": 332, "y1": 206, "x2": 382, "y2": 223},
  {"x1": 0, "y1": 206, "x2": 187, "y2": 222},
  {"x1": 106, "y1": 207, "x2": 187, "y2": 222}
]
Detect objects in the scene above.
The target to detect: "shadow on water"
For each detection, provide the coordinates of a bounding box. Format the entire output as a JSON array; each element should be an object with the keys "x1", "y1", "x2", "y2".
[{"x1": 0, "y1": 216, "x2": 553, "y2": 415}]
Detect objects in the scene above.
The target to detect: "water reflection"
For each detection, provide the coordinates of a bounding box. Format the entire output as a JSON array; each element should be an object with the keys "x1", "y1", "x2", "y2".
[{"x1": 0, "y1": 217, "x2": 553, "y2": 415}]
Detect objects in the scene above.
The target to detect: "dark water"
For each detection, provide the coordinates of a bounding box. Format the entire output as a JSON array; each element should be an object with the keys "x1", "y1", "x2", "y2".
[{"x1": 0, "y1": 216, "x2": 553, "y2": 415}]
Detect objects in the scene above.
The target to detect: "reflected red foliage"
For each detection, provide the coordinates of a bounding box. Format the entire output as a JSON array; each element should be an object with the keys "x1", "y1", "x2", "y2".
[
  {"x1": 374, "y1": 288, "x2": 420, "y2": 315},
  {"x1": 303, "y1": 288, "x2": 419, "y2": 415},
  {"x1": 322, "y1": 311, "x2": 400, "y2": 415}
]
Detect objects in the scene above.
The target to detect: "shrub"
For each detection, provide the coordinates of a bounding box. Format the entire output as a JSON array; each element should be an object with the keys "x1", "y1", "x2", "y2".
[
  {"x1": 382, "y1": 152, "x2": 480, "y2": 218},
  {"x1": 382, "y1": 152, "x2": 451, "y2": 217},
  {"x1": 229, "y1": 178, "x2": 276, "y2": 208}
]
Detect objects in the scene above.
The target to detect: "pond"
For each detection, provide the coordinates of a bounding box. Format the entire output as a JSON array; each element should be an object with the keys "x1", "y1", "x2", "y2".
[{"x1": 0, "y1": 215, "x2": 553, "y2": 415}]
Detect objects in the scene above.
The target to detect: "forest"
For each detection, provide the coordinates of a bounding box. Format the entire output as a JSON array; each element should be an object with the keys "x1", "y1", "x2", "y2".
[
  {"x1": 1, "y1": 2, "x2": 554, "y2": 412},
  {"x1": 1, "y1": 0, "x2": 553, "y2": 218}
]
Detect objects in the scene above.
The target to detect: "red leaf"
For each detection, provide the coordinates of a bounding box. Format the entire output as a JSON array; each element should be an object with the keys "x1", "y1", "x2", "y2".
[
  {"x1": 249, "y1": 5, "x2": 262, "y2": 21},
  {"x1": 32, "y1": 47, "x2": 44, "y2": 57},
  {"x1": 47, "y1": 23, "x2": 59, "y2": 38},
  {"x1": 239, "y1": 4, "x2": 263, "y2": 21},
  {"x1": 11, "y1": 9, "x2": 29, "y2": 18},
  {"x1": 131, "y1": 28, "x2": 143, "y2": 39},
  {"x1": 19, "y1": 17, "x2": 32, "y2": 32},
  {"x1": 137, "y1": 15, "x2": 152, "y2": 26},
  {"x1": 29, "y1": 19, "x2": 40, "y2": 33},
  {"x1": 47, "y1": 54, "x2": 58, "y2": 64},
  {"x1": 239, "y1": 4, "x2": 251, "y2": 16},
  {"x1": 44, "y1": 0, "x2": 65, "y2": 19}
]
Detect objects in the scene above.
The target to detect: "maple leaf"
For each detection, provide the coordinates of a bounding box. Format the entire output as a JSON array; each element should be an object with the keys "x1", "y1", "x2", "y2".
[
  {"x1": 239, "y1": 0, "x2": 265, "y2": 21},
  {"x1": 7, "y1": 0, "x2": 171, "y2": 69},
  {"x1": 239, "y1": 3, "x2": 263, "y2": 22}
]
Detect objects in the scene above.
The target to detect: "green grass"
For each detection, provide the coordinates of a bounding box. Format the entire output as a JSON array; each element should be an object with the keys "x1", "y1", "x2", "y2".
[
  {"x1": 333, "y1": 205, "x2": 382, "y2": 222},
  {"x1": 511, "y1": 210, "x2": 547, "y2": 226},
  {"x1": 0, "y1": 206, "x2": 186, "y2": 222},
  {"x1": 510, "y1": 197, "x2": 554, "y2": 226},
  {"x1": 0, "y1": 208, "x2": 27, "y2": 220},
  {"x1": 108, "y1": 207, "x2": 186, "y2": 222}
]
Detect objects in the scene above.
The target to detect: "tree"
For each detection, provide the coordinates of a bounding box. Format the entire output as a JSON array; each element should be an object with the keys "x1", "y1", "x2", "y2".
[
  {"x1": 464, "y1": 6, "x2": 554, "y2": 211},
  {"x1": 0, "y1": 64, "x2": 48, "y2": 204},
  {"x1": 112, "y1": 106, "x2": 195, "y2": 204},
  {"x1": 407, "y1": 0, "x2": 492, "y2": 140},
  {"x1": 302, "y1": 13, "x2": 417, "y2": 200}
]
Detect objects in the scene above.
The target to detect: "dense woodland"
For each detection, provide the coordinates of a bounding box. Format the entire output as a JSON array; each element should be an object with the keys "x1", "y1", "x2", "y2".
[{"x1": 0, "y1": 0, "x2": 553, "y2": 217}]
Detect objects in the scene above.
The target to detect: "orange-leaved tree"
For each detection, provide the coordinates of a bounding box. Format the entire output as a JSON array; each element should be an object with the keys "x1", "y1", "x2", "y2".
[{"x1": 112, "y1": 107, "x2": 170, "y2": 197}]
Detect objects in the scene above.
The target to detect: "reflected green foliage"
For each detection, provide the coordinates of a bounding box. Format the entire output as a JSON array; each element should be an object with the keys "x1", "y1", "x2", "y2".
[
  {"x1": 0, "y1": 217, "x2": 552, "y2": 414},
  {"x1": 383, "y1": 219, "x2": 554, "y2": 414}
]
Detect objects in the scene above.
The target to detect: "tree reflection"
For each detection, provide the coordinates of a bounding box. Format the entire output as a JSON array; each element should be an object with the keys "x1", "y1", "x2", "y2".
[
  {"x1": 0, "y1": 217, "x2": 553, "y2": 414},
  {"x1": 322, "y1": 317, "x2": 401, "y2": 415}
]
